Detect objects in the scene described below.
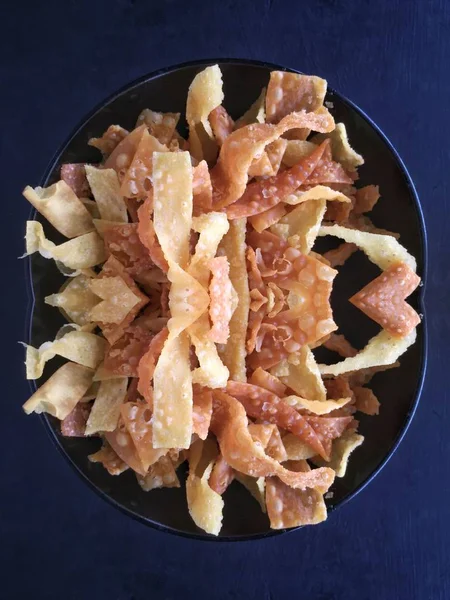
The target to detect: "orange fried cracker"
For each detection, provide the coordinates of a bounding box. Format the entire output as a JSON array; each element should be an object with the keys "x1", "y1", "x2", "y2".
[{"x1": 350, "y1": 262, "x2": 421, "y2": 337}]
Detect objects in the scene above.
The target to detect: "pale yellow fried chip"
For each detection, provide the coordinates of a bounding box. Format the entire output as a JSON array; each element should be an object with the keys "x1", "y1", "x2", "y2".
[
  {"x1": 84, "y1": 165, "x2": 128, "y2": 223},
  {"x1": 186, "y1": 438, "x2": 224, "y2": 536},
  {"x1": 186, "y1": 65, "x2": 224, "y2": 162},
  {"x1": 26, "y1": 222, "x2": 106, "y2": 269},
  {"x1": 266, "y1": 460, "x2": 327, "y2": 529},
  {"x1": 284, "y1": 185, "x2": 352, "y2": 206},
  {"x1": 282, "y1": 434, "x2": 316, "y2": 460},
  {"x1": 235, "y1": 87, "x2": 266, "y2": 128},
  {"x1": 188, "y1": 315, "x2": 229, "y2": 389},
  {"x1": 318, "y1": 225, "x2": 417, "y2": 271},
  {"x1": 25, "y1": 330, "x2": 106, "y2": 380},
  {"x1": 320, "y1": 328, "x2": 417, "y2": 376},
  {"x1": 168, "y1": 263, "x2": 210, "y2": 337},
  {"x1": 89, "y1": 277, "x2": 140, "y2": 324},
  {"x1": 271, "y1": 347, "x2": 327, "y2": 401},
  {"x1": 45, "y1": 273, "x2": 99, "y2": 326},
  {"x1": 313, "y1": 431, "x2": 364, "y2": 477},
  {"x1": 22, "y1": 362, "x2": 93, "y2": 419},
  {"x1": 283, "y1": 395, "x2": 352, "y2": 415},
  {"x1": 153, "y1": 152, "x2": 193, "y2": 269},
  {"x1": 234, "y1": 473, "x2": 266, "y2": 512},
  {"x1": 217, "y1": 218, "x2": 249, "y2": 382},
  {"x1": 82, "y1": 198, "x2": 101, "y2": 219},
  {"x1": 136, "y1": 455, "x2": 180, "y2": 491},
  {"x1": 271, "y1": 199, "x2": 327, "y2": 255},
  {"x1": 152, "y1": 331, "x2": 192, "y2": 449},
  {"x1": 189, "y1": 212, "x2": 229, "y2": 286},
  {"x1": 23, "y1": 182, "x2": 93, "y2": 238},
  {"x1": 282, "y1": 140, "x2": 317, "y2": 167},
  {"x1": 312, "y1": 123, "x2": 364, "y2": 170},
  {"x1": 84, "y1": 378, "x2": 128, "y2": 435}
]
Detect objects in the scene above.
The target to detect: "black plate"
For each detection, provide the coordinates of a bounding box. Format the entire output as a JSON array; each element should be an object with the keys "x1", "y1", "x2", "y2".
[{"x1": 27, "y1": 59, "x2": 427, "y2": 541}]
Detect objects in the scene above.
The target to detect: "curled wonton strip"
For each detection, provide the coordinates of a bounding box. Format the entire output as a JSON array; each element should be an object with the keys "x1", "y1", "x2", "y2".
[
  {"x1": 212, "y1": 109, "x2": 335, "y2": 209},
  {"x1": 186, "y1": 65, "x2": 224, "y2": 162},
  {"x1": 23, "y1": 362, "x2": 94, "y2": 419},
  {"x1": 186, "y1": 438, "x2": 224, "y2": 535},
  {"x1": 319, "y1": 328, "x2": 417, "y2": 376},
  {"x1": 211, "y1": 391, "x2": 335, "y2": 492},
  {"x1": 25, "y1": 222, "x2": 106, "y2": 269},
  {"x1": 23, "y1": 181, "x2": 93, "y2": 238},
  {"x1": 318, "y1": 225, "x2": 417, "y2": 271},
  {"x1": 24, "y1": 330, "x2": 106, "y2": 380}
]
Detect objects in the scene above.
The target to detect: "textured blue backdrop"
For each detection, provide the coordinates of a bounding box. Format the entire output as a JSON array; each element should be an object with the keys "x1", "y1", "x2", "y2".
[{"x1": 2, "y1": 0, "x2": 449, "y2": 598}]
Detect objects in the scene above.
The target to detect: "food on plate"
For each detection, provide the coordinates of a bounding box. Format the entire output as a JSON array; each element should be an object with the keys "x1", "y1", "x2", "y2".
[{"x1": 22, "y1": 66, "x2": 421, "y2": 535}]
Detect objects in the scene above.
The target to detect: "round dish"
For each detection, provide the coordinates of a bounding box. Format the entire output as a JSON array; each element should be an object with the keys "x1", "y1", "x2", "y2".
[{"x1": 27, "y1": 59, "x2": 427, "y2": 540}]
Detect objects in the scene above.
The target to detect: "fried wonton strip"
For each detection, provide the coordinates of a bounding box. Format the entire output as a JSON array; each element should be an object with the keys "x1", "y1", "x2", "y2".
[
  {"x1": 25, "y1": 331, "x2": 106, "y2": 380},
  {"x1": 284, "y1": 185, "x2": 352, "y2": 206},
  {"x1": 104, "y1": 125, "x2": 147, "y2": 176},
  {"x1": 23, "y1": 181, "x2": 93, "y2": 238},
  {"x1": 282, "y1": 434, "x2": 316, "y2": 460},
  {"x1": 187, "y1": 438, "x2": 224, "y2": 536},
  {"x1": 85, "y1": 165, "x2": 128, "y2": 223},
  {"x1": 121, "y1": 402, "x2": 168, "y2": 471},
  {"x1": 120, "y1": 129, "x2": 168, "y2": 198},
  {"x1": 85, "y1": 378, "x2": 128, "y2": 435},
  {"x1": 153, "y1": 152, "x2": 193, "y2": 268},
  {"x1": 61, "y1": 402, "x2": 91, "y2": 437},
  {"x1": 248, "y1": 204, "x2": 287, "y2": 233},
  {"x1": 208, "y1": 454, "x2": 235, "y2": 495},
  {"x1": 234, "y1": 473, "x2": 266, "y2": 511},
  {"x1": 137, "y1": 455, "x2": 180, "y2": 491},
  {"x1": 88, "y1": 124, "x2": 129, "y2": 157},
  {"x1": 23, "y1": 362, "x2": 93, "y2": 419},
  {"x1": 312, "y1": 123, "x2": 364, "y2": 170},
  {"x1": 320, "y1": 328, "x2": 417, "y2": 376},
  {"x1": 212, "y1": 391, "x2": 335, "y2": 492},
  {"x1": 101, "y1": 222, "x2": 154, "y2": 278},
  {"x1": 105, "y1": 420, "x2": 146, "y2": 476},
  {"x1": 352, "y1": 185, "x2": 380, "y2": 215},
  {"x1": 249, "y1": 367, "x2": 287, "y2": 396},
  {"x1": 168, "y1": 263, "x2": 210, "y2": 337},
  {"x1": 135, "y1": 108, "x2": 180, "y2": 145},
  {"x1": 208, "y1": 257, "x2": 233, "y2": 344},
  {"x1": 137, "y1": 194, "x2": 168, "y2": 272},
  {"x1": 189, "y1": 212, "x2": 229, "y2": 286},
  {"x1": 350, "y1": 262, "x2": 421, "y2": 337},
  {"x1": 193, "y1": 160, "x2": 213, "y2": 214},
  {"x1": 186, "y1": 65, "x2": 224, "y2": 162},
  {"x1": 323, "y1": 242, "x2": 357, "y2": 267},
  {"x1": 225, "y1": 141, "x2": 329, "y2": 219},
  {"x1": 266, "y1": 460, "x2": 327, "y2": 529},
  {"x1": 323, "y1": 333, "x2": 358, "y2": 358},
  {"x1": 153, "y1": 331, "x2": 192, "y2": 449},
  {"x1": 234, "y1": 87, "x2": 266, "y2": 128},
  {"x1": 271, "y1": 346, "x2": 327, "y2": 401},
  {"x1": 212, "y1": 109, "x2": 335, "y2": 209},
  {"x1": 353, "y1": 386, "x2": 380, "y2": 415},
  {"x1": 88, "y1": 441, "x2": 129, "y2": 475},
  {"x1": 271, "y1": 199, "x2": 327, "y2": 254},
  {"x1": 25, "y1": 222, "x2": 106, "y2": 269},
  {"x1": 282, "y1": 140, "x2": 317, "y2": 166},
  {"x1": 137, "y1": 327, "x2": 168, "y2": 406},
  {"x1": 248, "y1": 151, "x2": 274, "y2": 178},
  {"x1": 217, "y1": 219, "x2": 249, "y2": 382},
  {"x1": 225, "y1": 381, "x2": 327, "y2": 459},
  {"x1": 313, "y1": 431, "x2": 364, "y2": 477},
  {"x1": 265, "y1": 72, "x2": 327, "y2": 125},
  {"x1": 209, "y1": 106, "x2": 234, "y2": 146},
  {"x1": 193, "y1": 386, "x2": 213, "y2": 440},
  {"x1": 60, "y1": 163, "x2": 90, "y2": 197},
  {"x1": 45, "y1": 273, "x2": 98, "y2": 326},
  {"x1": 318, "y1": 225, "x2": 417, "y2": 271},
  {"x1": 189, "y1": 315, "x2": 230, "y2": 389},
  {"x1": 284, "y1": 395, "x2": 352, "y2": 415}
]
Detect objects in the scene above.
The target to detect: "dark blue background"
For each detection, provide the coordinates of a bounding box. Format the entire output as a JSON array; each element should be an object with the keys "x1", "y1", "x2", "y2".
[{"x1": 3, "y1": 0, "x2": 449, "y2": 598}]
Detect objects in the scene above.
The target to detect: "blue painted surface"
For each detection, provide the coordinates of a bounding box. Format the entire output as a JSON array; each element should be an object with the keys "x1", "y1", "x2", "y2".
[{"x1": 2, "y1": 0, "x2": 449, "y2": 597}]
